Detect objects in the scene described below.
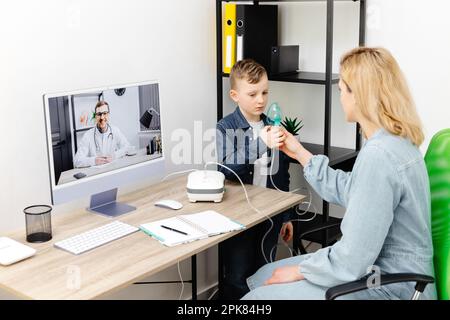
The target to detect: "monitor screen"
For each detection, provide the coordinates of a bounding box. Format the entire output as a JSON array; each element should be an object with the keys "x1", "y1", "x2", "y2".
[{"x1": 44, "y1": 80, "x2": 165, "y2": 204}]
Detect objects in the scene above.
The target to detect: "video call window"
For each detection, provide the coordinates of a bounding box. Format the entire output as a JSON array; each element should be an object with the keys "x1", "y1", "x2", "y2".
[{"x1": 46, "y1": 82, "x2": 163, "y2": 186}]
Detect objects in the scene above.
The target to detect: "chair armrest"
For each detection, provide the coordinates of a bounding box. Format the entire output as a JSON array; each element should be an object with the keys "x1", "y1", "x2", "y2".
[
  {"x1": 296, "y1": 221, "x2": 341, "y2": 254},
  {"x1": 325, "y1": 273, "x2": 435, "y2": 300},
  {"x1": 298, "y1": 221, "x2": 341, "y2": 239}
]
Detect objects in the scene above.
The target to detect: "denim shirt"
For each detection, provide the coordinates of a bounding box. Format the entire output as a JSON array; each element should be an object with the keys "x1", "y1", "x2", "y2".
[
  {"x1": 216, "y1": 106, "x2": 291, "y2": 192},
  {"x1": 297, "y1": 129, "x2": 436, "y2": 299}
]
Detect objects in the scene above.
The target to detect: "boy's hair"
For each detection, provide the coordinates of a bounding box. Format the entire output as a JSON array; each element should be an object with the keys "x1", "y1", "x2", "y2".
[{"x1": 230, "y1": 59, "x2": 267, "y2": 90}]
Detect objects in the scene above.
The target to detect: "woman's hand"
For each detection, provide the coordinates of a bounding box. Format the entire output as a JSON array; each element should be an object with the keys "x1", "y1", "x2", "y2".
[
  {"x1": 264, "y1": 265, "x2": 305, "y2": 285},
  {"x1": 278, "y1": 129, "x2": 302, "y2": 159},
  {"x1": 279, "y1": 128, "x2": 313, "y2": 167},
  {"x1": 280, "y1": 222, "x2": 293, "y2": 243},
  {"x1": 260, "y1": 126, "x2": 286, "y2": 149}
]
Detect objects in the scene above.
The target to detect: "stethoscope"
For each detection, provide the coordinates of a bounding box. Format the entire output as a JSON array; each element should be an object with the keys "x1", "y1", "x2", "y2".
[{"x1": 94, "y1": 124, "x2": 114, "y2": 152}]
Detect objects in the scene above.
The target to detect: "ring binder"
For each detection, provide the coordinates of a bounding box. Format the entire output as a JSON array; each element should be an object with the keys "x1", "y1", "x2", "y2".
[{"x1": 223, "y1": 3, "x2": 237, "y2": 74}]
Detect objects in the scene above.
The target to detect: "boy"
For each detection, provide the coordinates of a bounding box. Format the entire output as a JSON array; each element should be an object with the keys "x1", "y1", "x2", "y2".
[{"x1": 216, "y1": 59, "x2": 294, "y2": 300}]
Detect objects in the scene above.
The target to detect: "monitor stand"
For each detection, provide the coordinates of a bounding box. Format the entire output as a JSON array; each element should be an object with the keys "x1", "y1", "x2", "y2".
[{"x1": 88, "y1": 188, "x2": 136, "y2": 217}]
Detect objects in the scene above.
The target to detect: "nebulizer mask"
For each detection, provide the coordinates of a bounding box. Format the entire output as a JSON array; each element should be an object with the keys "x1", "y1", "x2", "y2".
[
  {"x1": 265, "y1": 102, "x2": 286, "y2": 192},
  {"x1": 267, "y1": 102, "x2": 282, "y2": 127}
]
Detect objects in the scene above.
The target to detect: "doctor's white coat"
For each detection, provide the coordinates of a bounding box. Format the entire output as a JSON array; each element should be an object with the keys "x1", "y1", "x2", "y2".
[{"x1": 73, "y1": 125, "x2": 130, "y2": 168}]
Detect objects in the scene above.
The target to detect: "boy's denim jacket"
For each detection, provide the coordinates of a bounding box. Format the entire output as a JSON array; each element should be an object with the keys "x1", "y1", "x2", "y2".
[{"x1": 216, "y1": 106, "x2": 291, "y2": 193}]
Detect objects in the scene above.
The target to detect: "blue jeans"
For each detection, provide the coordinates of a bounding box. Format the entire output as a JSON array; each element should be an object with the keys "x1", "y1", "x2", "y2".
[{"x1": 242, "y1": 255, "x2": 397, "y2": 300}]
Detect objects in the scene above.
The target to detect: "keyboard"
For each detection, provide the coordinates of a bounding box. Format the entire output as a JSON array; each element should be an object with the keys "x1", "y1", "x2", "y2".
[{"x1": 54, "y1": 221, "x2": 139, "y2": 255}]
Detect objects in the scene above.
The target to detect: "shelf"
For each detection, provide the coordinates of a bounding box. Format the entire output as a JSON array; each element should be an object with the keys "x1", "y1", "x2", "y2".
[
  {"x1": 289, "y1": 142, "x2": 359, "y2": 166},
  {"x1": 223, "y1": 71, "x2": 339, "y2": 85},
  {"x1": 217, "y1": 0, "x2": 365, "y2": 247},
  {"x1": 75, "y1": 127, "x2": 94, "y2": 133},
  {"x1": 270, "y1": 72, "x2": 339, "y2": 84}
]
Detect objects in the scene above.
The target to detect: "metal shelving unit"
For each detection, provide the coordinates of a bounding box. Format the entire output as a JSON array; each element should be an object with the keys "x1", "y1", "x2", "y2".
[{"x1": 216, "y1": 0, "x2": 366, "y2": 249}]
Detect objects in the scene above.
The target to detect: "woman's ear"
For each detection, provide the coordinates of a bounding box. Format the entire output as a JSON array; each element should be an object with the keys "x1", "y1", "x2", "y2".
[{"x1": 229, "y1": 89, "x2": 239, "y2": 103}]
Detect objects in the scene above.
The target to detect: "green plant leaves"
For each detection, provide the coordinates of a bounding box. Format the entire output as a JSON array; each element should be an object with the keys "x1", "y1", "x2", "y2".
[{"x1": 281, "y1": 116, "x2": 303, "y2": 135}]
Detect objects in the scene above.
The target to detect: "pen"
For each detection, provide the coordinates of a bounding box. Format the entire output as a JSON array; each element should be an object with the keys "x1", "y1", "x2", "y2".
[{"x1": 161, "y1": 225, "x2": 188, "y2": 236}]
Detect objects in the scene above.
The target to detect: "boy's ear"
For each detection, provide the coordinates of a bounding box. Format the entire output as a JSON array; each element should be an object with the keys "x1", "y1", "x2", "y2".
[{"x1": 229, "y1": 89, "x2": 239, "y2": 103}]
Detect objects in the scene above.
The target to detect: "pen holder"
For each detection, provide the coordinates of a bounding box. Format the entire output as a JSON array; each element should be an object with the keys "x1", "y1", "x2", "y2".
[{"x1": 24, "y1": 205, "x2": 53, "y2": 243}]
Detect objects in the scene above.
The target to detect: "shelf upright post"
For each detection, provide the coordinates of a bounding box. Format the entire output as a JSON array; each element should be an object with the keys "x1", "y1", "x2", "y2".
[
  {"x1": 216, "y1": 0, "x2": 228, "y2": 298},
  {"x1": 324, "y1": 0, "x2": 333, "y2": 161},
  {"x1": 321, "y1": 0, "x2": 335, "y2": 247},
  {"x1": 356, "y1": 0, "x2": 366, "y2": 151},
  {"x1": 217, "y1": 0, "x2": 224, "y2": 122}
]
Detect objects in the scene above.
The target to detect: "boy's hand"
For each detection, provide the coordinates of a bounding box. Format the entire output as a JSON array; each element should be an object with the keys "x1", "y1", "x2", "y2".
[
  {"x1": 280, "y1": 222, "x2": 293, "y2": 243},
  {"x1": 260, "y1": 126, "x2": 286, "y2": 149}
]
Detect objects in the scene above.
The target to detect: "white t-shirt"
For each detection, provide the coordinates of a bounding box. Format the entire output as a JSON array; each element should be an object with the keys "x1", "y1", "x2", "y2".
[{"x1": 248, "y1": 120, "x2": 269, "y2": 188}]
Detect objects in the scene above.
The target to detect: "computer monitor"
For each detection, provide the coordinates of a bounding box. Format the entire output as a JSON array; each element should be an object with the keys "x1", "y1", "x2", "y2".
[{"x1": 43, "y1": 80, "x2": 165, "y2": 216}]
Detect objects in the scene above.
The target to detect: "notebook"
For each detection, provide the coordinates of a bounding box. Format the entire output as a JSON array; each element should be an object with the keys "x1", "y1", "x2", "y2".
[{"x1": 140, "y1": 210, "x2": 245, "y2": 247}]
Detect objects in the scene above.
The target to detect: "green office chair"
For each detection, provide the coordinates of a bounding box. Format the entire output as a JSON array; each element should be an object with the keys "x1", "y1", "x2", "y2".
[{"x1": 324, "y1": 129, "x2": 450, "y2": 300}]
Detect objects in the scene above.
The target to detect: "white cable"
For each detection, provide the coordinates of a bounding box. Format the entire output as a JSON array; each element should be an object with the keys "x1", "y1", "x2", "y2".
[
  {"x1": 205, "y1": 155, "x2": 319, "y2": 263},
  {"x1": 177, "y1": 261, "x2": 184, "y2": 300},
  {"x1": 294, "y1": 187, "x2": 313, "y2": 216},
  {"x1": 291, "y1": 202, "x2": 318, "y2": 223},
  {"x1": 262, "y1": 147, "x2": 319, "y2": 261},
  {"x1": 269, "y1": 240, "x2": 294, "y2": 262},
  {"x1": 204, "y1": 161, "x2": 274, "y2": 264},
  {"x1": 161, "y1": 170, "x2": 197, "y2": 301},
  {"x1": 267, "y1": 147, "x2": 315, "y2": 221},
  {"x1": 162, "y1": 159, "x2": 317, "y2": 290},
  {"x1": 161, "y1": 168, "x2": 198, "y2": 182},
  {"x1": 207, "y1": 288, "x2": 219, "y2": 300},
  {"x1": 268, "y1": 150, "x2": 302, "y2": 194}
]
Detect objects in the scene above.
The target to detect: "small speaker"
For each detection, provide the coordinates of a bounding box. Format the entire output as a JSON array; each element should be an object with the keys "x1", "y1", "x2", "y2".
[
  {"x1": 270, "y1": 45, "x2": 299, "y2": 76},
  {"x1": 139, "y1": 110, "x2": 153, "y2": 129}
]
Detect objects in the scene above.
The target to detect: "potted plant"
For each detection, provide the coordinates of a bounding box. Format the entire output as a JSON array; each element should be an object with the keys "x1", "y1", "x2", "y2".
[{"x1": 281, "y1": 116, "x2": 303, "y2": 137}]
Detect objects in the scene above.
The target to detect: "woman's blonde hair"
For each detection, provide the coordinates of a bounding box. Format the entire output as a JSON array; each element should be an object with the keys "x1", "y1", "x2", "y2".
[{"x1": 340, "y1": 47, "x2": 424, "y2": 146}]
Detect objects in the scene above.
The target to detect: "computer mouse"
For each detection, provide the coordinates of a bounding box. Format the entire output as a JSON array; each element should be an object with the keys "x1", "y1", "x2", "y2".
[
  {"x1": 73, "y1": 172, "x2": 87, "y2": 179},
  {"x1": 154, "y1": 199, "x2": 183, "y2": 210}
]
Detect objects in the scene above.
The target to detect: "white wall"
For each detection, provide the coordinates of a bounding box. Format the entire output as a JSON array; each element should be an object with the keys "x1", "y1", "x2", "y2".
[
  {"x1": 365, "y1": 0, "x2": 450, "y2": 152},
  {"x1": 103, "y1": 86, "x2": 141, "y2": 148},
  {"x1": 0, "y1": 0, "x2": 217, "y2": 300},
  {"x1": 0, "y1": 0, "x2": 217, "y2": 230}
]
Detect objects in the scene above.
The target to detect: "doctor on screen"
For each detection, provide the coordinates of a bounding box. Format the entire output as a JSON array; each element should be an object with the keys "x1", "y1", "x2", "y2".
[{"x1": 73, "y1": 100, "x2": 130, "y2": 168}]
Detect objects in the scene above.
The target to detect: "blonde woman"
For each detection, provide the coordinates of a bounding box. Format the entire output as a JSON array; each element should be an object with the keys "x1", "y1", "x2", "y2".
[{"x1": 242, "y1": 47, "x2": 436, "y2": 300}]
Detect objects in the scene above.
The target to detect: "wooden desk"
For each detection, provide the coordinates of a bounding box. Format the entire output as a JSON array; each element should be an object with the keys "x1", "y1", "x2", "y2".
[{"x1": 0, "y1": 175, "x2": 304, "y2": 299}]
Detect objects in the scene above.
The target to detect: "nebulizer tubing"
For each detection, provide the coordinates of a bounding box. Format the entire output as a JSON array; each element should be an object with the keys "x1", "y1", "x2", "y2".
[
  {"x1": 161, "y1": 159, "x2": 315, "y2": 296},
  {"x1": 261, "y1": 102, "x2": 318, "y2": 261},
  {"x1": 161, "y1": 162, "x2": 274, "y2": 297},
  {"x1": 203, "y1": 161, "x2": 274, "y2": 264},
  {"x1": 162, "y1": 101, "x2": 320, "y2": 294},
  {"x1": 161, "y1": 168, "x2": 198, "y2": 182}
]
